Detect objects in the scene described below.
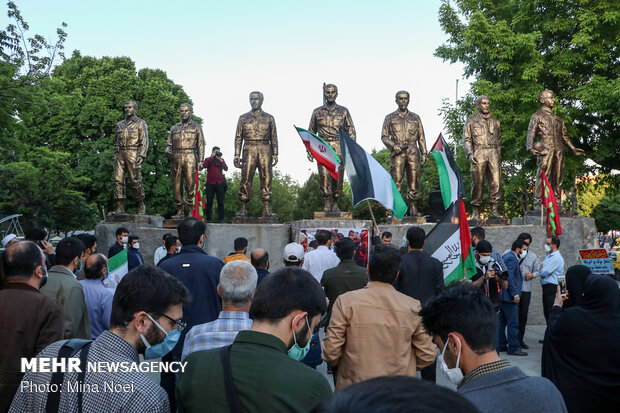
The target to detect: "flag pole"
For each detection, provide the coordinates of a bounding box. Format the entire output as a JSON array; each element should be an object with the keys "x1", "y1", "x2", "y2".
[{"x1": 366, "y1": 200, "x2": 378, "y2": 229}]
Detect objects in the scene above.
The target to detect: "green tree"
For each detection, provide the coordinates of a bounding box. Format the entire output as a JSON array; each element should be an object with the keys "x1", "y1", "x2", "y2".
[
  {"x1": 592, "y1": 192, "x2": 620, "y2": 232},
  {"x1": 436, "y1": 0, "x2": 619, "y2": 215}
]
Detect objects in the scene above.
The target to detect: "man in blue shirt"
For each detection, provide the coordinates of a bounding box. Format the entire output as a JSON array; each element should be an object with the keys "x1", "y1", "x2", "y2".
[
  {"x1": 499, "y1": 240, "x2": 526, "y2": 356},
  {"x1": 181, "y1": 260, "x2": 256, "y2": 361},
  {"x1": 540, "y1": 237, "x2": 564, "y2": 323},
  {"x1": 80, "y1": 253, "x2": 113, "y2": 339},
  {"x1": 127, "y1": 235, "x2": 144, "y2": 271},
  {"x1": 159, "y1": 217, "x2": 224, "y2": 411}
]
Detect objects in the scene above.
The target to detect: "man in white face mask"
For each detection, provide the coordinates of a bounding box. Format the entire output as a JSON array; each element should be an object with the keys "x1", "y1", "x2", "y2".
[
  {"x1": 108, "y1": 227, "x2": 129, "y2": 258},
  {"x1": 540, "y1": 237, "x2": 564, "y2": 324},
  {"x1": 471, "y1": 240, "x2": 508, "y2": 313},
  {"x1": 419, "y1": 283, "x2": 568, "y2": 412}
]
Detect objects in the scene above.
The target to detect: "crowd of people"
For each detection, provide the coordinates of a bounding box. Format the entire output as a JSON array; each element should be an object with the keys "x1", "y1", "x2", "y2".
[{"x1": 0, "y1": 219, "x2": 618, "y2": 413}]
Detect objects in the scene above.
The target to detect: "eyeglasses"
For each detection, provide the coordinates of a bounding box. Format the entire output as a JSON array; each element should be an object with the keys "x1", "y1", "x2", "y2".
[{"x1": 158, "y1": 313, "x2": 186, "y2": 332}]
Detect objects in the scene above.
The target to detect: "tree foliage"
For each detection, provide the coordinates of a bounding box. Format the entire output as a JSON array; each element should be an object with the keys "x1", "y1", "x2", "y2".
[
  {"x1": 436, "y1": 0, "x2": 619, "y2": 216},
  {"x1": 592, "y1": 192, "x2": 620, "y2": 232}
]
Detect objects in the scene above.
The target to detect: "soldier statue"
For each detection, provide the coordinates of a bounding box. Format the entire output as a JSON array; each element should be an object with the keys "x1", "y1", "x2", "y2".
[
  {"x1": 527, "y1": 90, "x2": 584, "y2": 211},
  {"x1": 234, "y1": 91, "x2": 278, "y2": 218},
  {"x1": 463, "y1": 95, "x2": 503, "y2": 219},
  {"x1": 381, "y1": 90, "x2": 427, "y2": 217},
  {"x1": 112, "y1": 100, "x2": 148, "y2": 215},
  {"x1": 308, "y1": 83, "x2": 356, "y2": 213},
  {"x1": 166, "y1": 103, "x2": 205, "y2": 219}
]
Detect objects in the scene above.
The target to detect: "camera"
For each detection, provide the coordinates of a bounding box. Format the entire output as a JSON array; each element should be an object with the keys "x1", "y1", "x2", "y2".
[
  {"x1": 215, "y1": 151, "x2": 223, "y2": 157},
  {"x1": 486, "y1": 259, "x2": 509, "y2": 281}
]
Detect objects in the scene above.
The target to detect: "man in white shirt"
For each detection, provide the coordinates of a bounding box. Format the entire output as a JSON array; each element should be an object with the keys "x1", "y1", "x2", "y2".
[
  {"x1": 154, "y1": 233, "x2": 172, "y2": 265},
  {"x1": 302, "y1": 229, "x2": 339, "y2": 283}
]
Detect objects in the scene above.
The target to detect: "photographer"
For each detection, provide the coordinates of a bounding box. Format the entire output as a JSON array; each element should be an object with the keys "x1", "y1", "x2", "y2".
[
  {"x1": 202, "y1": 146, "x2": 228, "y2": 223},
  {"x1": 470, "y1": 240, "x2": 507, "y2": 314}
]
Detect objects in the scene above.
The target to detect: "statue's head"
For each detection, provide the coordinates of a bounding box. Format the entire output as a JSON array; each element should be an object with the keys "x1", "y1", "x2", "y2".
[
  {"x1": 124, "y1": 100, "x2": 138, "y2": 117},
  {"x1": 180, "y1": 103, "x2": 193, "y2": 120},
  {"x1": 475, "y1": 95, "x2": 490, "y2": 114},
  {"x1": 539, "y1": 90, "x2": 555, "y2": 108},
  {"x1": 249, "y1": 91, "x2": 264, "y2": 110},
  {"x1": 395, "y1": 90, "x2": 410, "y2": 110},
  {"x1": 323, "y1": 84, "x2": 338, "y2": 104}
]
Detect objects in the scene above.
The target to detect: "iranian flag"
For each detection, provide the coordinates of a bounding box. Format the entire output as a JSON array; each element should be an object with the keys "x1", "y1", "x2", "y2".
[
  {"x1": 103, "y1": 249, "x2": 128, "y2": 290},
  {"x1": 295, "y1": 126, "x2": 341, "y2": 180},
  {"x1": 339, "y1": 127, "x2": 408, "y2": 219},
  {"x1": 430, "y1": 133, "x2": 467, "y2": 208},
  {"x1": 423, "y1": 199, "x2": 477, "y2": 284},
  {"x1": 541, "y1": 170, "x2": 562, "y2": 237}
]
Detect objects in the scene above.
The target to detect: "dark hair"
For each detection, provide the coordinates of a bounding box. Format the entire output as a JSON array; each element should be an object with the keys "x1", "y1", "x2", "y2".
[
  {"x1": 368, "y1": 247, "x2": 400, "y2": 283},
  {"x1": 164, "y1": 235, "x2": 179, "y2": 250},
  {"x1": 550, "y1": 237, "x2": 561, "y2": 248},
  {"x1": 1, "y1": 241, "x2": 43, "y2": 280},
  {"x1": 163, "y1": 233, "x2": 173, "y2": 241},
  {"x1": 511, "y1": 239, "x2": 526, "y2": 252},
  {"x1": 517, "y1": 232, "x2": 532, "y2": 243},
  {"x1": 251, "y1": 250, "x2": 269, "y2": 268},
  {"x1": 334, "y1": 238, "x2": 355, "y2": 260},
  {"x1": 24, "y1": 227, "x2": 47, "y2": 242},
  {"x1": 312, "y1": 375, "x2": 480, "y2": 413},
  {"x1": 475, "y1": 240, "x2": 492, "y2": 253},
  {"x1": 75, "y1": 233, "x2": 97, "y2": 250},
  {"x1": 177, "y1": 218, "x2": 206, "y2": 246},
  {"x1": 315, "y1": 230, "x2": 331, "y2": 246},
  {"x1": 84, "y1": 254, "x2": 107, "y2": 280},
  {"x1": 115, "y1": 227, "x2": 129, "y2": 237},
  {"x1": 419, "y1": 283, "x2": 497, "y2": 353},
  {"x1": 128, "y1": 235, "x2": 139, "y2": 244},
  {"x1": 406, "y1": 226, "x2": 426, "y2": 249},
  {"x1": 381, "y1": 231, "x2": 392, "y2": 239},
  {"x1": 110, "y1": 265, "x2": 191, "y2": 328},
  {"x1": 212, "y1": 146, "x2": 220, "y2": 151},
  {"x1": 249, "y1": 267, "x2": 327, "y2": 322},
  {"x1": 234, "y1": 237, "x2": 248, "y2": 251},
  {"x1": 470, "y1": 226, "x2": 485, "y2": 240},
  {"x1": 55, "y1": 237, "x2": 85, "y2": 266}
]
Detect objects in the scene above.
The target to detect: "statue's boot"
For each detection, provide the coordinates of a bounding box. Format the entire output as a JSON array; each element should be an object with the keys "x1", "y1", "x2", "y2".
[
  {"x1": 490, "y1": 204, "x2": 504, "y2": 219},
  {"x1": 471, "y1": 206, "x2": 481, "y2": 220},
  {"x1": 262, "y1": 201, "x2": 274, "y2": 217},
  {"x1": 113, "y1": 200, "x2": 124, "y2": 215},
  {"x1": 237, "y1": 202, "x2": 248, "y2": 217},
  {"x1": 171, "y1": 206, "x2": 184, "y2": 219},
  {"x1": 331, "y1": 199, "x2": 341, "y2": 213},
  {"x1": 409, "y1": 204, "x2": 420, "y2": 217},
  {"x1": 137, "y1": 201, "x2": 146, "y2": 215},
  {"x1": 323, "y1": 198, "x2": 331, "y2": 213}
]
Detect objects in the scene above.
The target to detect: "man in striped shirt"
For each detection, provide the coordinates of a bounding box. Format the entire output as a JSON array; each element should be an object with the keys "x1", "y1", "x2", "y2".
[{"x1": 181, "y1": 261, "x2": 257, "y2": 361}]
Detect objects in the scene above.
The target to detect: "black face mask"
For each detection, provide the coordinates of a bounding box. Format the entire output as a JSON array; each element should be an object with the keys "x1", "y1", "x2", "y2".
[{"x1": 39, "y1": 266, "x2": 48, "y2": 289}]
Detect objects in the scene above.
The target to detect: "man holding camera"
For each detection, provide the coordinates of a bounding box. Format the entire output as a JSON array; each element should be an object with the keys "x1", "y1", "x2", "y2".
[
  {"x1": 203, "y1": 146, "x2": 228, "y2": 223},
  {"x1": 499, "y1": 240, "x2": 527, "y2": 356},
  {"x1": 471, "y1": 240, "x2": 507, "y2": 314}
]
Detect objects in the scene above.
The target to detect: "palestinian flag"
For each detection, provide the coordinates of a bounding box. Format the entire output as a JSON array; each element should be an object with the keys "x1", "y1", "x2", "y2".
[
  {"x1": 339, "y1": 127, "x2": 408, "y2": 219},
  {"x1": 423, "y1": 199, "x2": 476, "y2": 284},
  {"x1": 541, "y1": 170, "x2": 562, "y2": 237},
  {"x1": 103, "y1": 249, "x2": 128, "y2": 290},
  {"x1": 295, "y1": 126, "x2": 340, "y2": 180},
  {"x1": 192, "y1": 169, "x2": 206, "y2": 221},
  {"x1": 430, "y1": 133, "x2": 466, "y2": 209}
]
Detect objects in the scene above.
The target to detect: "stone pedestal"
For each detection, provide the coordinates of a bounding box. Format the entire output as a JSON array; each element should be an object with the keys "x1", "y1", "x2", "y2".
[
  {"x1": 468, "y1": 217, "x2": 511, "y2": 227},
  {"x1": 232, "y1": 216, "x2": 280, "y2": 224},
  {"x1": 163, "y1": 219, "x2": 184, "y2": 229},
  {"x1": 313, "y1": 212, "x2": 353, "y2": 220},
  {"x1": 105, "y1": 214, "x2": 164, "y2": 226},
  {"x1": 388, "y1": 216, "x2": 427, "y2": 225}
]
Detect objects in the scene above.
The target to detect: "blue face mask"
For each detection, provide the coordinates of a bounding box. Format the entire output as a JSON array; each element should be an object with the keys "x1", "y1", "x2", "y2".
[
  {"x1": 140, "y1": 314, "x2": 181, "y2": 359},
  {"x1": 287, "y1": 314, "x2": 312, "y2": 361}
]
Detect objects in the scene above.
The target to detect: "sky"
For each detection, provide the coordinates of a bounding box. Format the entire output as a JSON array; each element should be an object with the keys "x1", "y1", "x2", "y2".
[{"x1": 2, "y1": 0, "x2": 471, "y2": 184}]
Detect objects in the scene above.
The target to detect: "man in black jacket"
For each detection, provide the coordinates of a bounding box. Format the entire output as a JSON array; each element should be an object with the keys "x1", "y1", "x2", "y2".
[{"x1": 395, "y1": 226, "x2": 443, "y2": 382}]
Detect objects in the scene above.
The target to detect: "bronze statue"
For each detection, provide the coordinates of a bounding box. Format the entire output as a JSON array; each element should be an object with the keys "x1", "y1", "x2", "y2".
[
  {"x1": 112, "y1": 100, "x2": 148, "y2": 215},
  {"x1": 527, "y1": 90, "x2": 584, "y2": 210},
  {"x1": 463, "y1": 95, "x2": 503, "y2": 219},
  {"x1": 308, "y1": 84, "x2": 356, "y2": 213},
  {"x1": 166, "y1": 103, "x2": 205, "y2": 219},
  {"x1": 234, "y1": 91, "x2": 278, "y2": 217},
  {"x1": 381, "y1": 90, "x2": 427, "y2": 217}
]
